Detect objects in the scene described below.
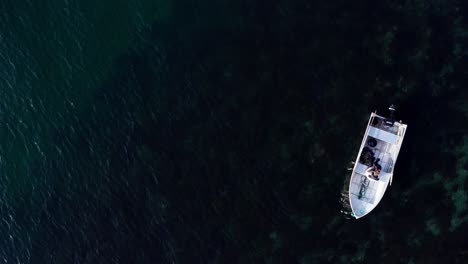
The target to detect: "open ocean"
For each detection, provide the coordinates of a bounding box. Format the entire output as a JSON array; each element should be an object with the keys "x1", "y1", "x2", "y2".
[{"x1": 0, "y1": 0, "x2": 467, "y2": 263}]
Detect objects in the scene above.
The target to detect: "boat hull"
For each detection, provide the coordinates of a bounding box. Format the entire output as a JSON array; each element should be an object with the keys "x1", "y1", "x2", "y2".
[{"x1": 348, "y1": 112, "x2": 407, "y2": 219}]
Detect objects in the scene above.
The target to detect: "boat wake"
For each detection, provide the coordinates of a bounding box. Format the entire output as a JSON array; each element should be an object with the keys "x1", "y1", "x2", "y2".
[{"x1": 340, "y1": 161, "x2": 355, "y2": 219}]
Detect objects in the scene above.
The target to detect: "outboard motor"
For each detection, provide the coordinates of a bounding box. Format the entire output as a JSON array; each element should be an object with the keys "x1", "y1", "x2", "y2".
[{"x1": 384, "y1": 104, "x2": 396, "y2": 126}]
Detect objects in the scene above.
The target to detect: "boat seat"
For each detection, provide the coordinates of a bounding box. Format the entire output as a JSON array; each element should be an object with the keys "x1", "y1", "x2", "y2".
[
  {"x1": 355, "y1": 163, "x2": 368, "y2": 175},
  {"x1": 368, "y1": 127, "x2": 397, "y2": 144}
]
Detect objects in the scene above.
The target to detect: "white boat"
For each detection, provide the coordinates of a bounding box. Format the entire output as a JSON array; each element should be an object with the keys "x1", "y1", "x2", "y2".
[{"x1": 348, "y1": 106, "x2": 407, "y2": 219}]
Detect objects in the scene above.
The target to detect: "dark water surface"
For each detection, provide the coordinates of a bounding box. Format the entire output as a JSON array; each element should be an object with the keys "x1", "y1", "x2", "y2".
[{"x1": 0, "y1": 0, "x2": 467, "y2": 263}]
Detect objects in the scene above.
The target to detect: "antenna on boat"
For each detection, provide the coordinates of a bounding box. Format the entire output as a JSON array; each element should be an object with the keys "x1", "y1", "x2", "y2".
[{"x1": 384, "y1": 104, "x2": 397, "y2": 126}]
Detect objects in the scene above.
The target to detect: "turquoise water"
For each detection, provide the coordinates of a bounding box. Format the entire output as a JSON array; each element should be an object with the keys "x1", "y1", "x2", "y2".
[{"x1": 0, "y1": 0, "x2": 467, "y2": 262}]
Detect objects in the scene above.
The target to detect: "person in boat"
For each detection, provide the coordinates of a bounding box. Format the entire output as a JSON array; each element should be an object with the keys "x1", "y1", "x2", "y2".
[{"x1": 365, "y1": 163, "x2": 382, "y2": 180}]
